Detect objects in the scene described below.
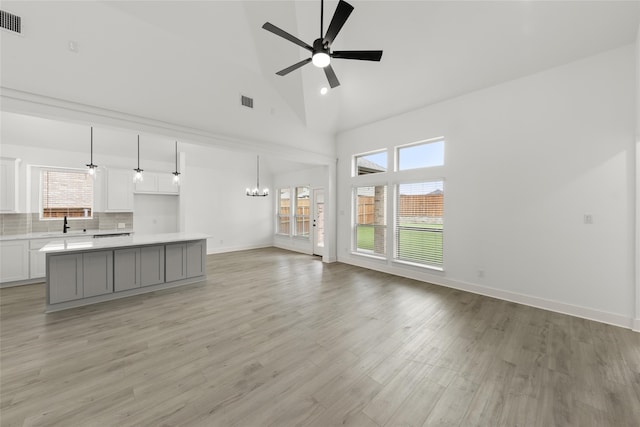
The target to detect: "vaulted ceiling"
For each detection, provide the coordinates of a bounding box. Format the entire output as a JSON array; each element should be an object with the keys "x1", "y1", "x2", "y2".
[{"x1": 1, "y1": 1, "x2": 639, "y2": 152}]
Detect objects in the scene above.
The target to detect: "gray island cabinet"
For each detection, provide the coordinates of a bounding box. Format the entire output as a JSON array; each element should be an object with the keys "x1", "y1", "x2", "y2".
[{"x1": 43, "y1": 233, "x2": 208, "y2": 312}]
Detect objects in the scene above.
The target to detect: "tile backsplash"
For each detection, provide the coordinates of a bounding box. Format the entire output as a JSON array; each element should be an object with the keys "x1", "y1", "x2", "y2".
[{"x1": 0, "y1": 212, "x2": 134, "y2": 236}]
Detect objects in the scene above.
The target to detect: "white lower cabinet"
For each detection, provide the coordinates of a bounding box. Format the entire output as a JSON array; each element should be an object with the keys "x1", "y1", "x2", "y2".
[
  {"x1": 0, "y1": 240, "x2": 29, "y2": 282},
  {"x1": 29, "y1": 239, "x2": 49, "y2": 279}
]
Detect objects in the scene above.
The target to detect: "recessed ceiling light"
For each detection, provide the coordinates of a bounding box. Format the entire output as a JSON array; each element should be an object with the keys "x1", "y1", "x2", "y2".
[{"x1": 320, "y1": 87, "x2": 328, "y2": 95}]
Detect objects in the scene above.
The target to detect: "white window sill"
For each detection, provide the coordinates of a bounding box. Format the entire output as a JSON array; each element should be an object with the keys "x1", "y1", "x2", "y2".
[
  {"x1": 351, "y1": 251, "x2": 387, "y2": 262},
  {"x1": 392, "y1": 259, "x2": 444, "y2": 272}
]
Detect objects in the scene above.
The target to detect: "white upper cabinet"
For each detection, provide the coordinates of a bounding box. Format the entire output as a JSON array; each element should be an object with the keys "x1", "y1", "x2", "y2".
[
  {"x1": 0, "y1": 158, "x2": 20, "y2": 212},
  {"x1": 105, "y1": 168, "x2": 134, "y2": 212},
  {"x1": 134, "y1": 171, "x2": 179, "y2": 195}
]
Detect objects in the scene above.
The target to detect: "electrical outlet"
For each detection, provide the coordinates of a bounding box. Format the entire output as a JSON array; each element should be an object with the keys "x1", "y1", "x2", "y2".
[
  {"x1": 584, "y1": 214, "x2": 593, "y2": 225},
  {"x1": 117, "y1": 223, "x2": 125, "y2": 229},
  {"x1": 477, "y1": 269, "x2": 485, "y2": 278}
]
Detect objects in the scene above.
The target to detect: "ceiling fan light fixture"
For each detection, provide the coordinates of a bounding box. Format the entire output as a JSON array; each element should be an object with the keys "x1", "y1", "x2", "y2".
[
  {"x1": 320, "y1": 87, "x2": 328, "y2": 95},
  {"x1": 312, "y1": 51, "x2": 330, "y2": 68},
  {"x1": 263, "y1": 0, "x2": 381, "y2": 88}
]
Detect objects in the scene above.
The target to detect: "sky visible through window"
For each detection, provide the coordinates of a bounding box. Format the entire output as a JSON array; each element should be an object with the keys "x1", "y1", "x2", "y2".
[
  {"x1": 363, "y1": 151, "x2": 387, "y2": 170},
  {"x1": 398, "y1": 140, "x2": 444, "y2": 171}
]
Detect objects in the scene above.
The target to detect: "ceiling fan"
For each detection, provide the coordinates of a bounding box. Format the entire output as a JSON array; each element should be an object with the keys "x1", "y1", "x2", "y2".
[{"x1": 262, "y1": 0, "x2": 383, "y2": 89}]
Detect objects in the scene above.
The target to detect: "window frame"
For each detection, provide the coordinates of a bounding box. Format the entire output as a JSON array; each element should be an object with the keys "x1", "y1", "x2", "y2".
[
  {"x1": 276, "y1": 187, "x2": 291, "y2": 236},
  {"x1": 293, "y1": 186, "x2": 310, "y2": 239},
  {"x1": 395, "y1": 137, "x2": 445, "y2": 172},
  {"x1": 352, "y1": 184, "x2": 388, "y2": 258},
  {"x1": 39, "y1": 167, "x2": 95, "y2": 221},
  {"x1": 393, "y1": 179, "x2": 445, "y2": 271},
  {"x1": 353, "y1": 149, "x2": 389, "y2": 177}
]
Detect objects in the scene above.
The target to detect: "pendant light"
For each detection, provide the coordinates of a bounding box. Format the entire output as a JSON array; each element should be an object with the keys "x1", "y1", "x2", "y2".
[
  {"x1": 246, "y1": 155, "x2": 269, "y2": 197},
  {"x1": 133, "y1": 135, "x2": 144, "y2": 182},
  {"x1": 172, "y1": 141, "x2": 181, "y2": 185},
  {"x1": 86, "y1": 126, "x2": 98, "y2": 177}
]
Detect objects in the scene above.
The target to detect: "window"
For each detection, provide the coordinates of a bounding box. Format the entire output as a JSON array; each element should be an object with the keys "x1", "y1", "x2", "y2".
[
  {"x1": 41, "y1": 169, "x2": 93, "y2": 219},
  {"x1": 395, "y1": 181, "x2": 444, "y2": 268},
  {"x1": 397, "y1": 139, "x2": 444, "y2": 171},
  {"x1": 294, "y1": 186, "x2": 310, "y2": 237},
  {"x1": 354, "y1": 151, "x2": 387, "y2": 176},
  {"x1": 354, "y1": 185, "x2": 387, "y2": 256},
  {"x1": 277, "y1": 188, "x2": 291, "y2": 235}
]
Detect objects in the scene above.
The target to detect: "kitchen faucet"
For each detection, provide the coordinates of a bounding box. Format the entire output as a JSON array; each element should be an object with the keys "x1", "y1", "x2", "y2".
[{"x1": 63, "y1": 216, "x2": 70, "y2": 233}]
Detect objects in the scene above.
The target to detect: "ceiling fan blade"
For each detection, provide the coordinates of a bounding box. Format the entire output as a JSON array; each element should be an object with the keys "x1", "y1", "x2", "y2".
[
  {"x1": 324, "y1": 0, "x2": 354, "y2": 45},
  {"x1": 276, "y1": 58, "x2": 312, "y2": 76},
  {"x1": 324, "y1": 64, "x2": 340, "y2": 88},
  {"x1": 262, "y1": 22, "x2": 313, "y2": 52},
  {"x1": 332, "y1": 50, "x2": 383, "y2": 61}
]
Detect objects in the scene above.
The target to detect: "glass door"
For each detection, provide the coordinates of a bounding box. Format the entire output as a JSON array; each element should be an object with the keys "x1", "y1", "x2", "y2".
[{"x1": 312, "y1": 188, "x2": 325, "y2": 256}]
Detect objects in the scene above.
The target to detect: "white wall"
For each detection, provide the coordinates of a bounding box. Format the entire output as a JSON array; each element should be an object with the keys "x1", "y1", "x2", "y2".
[
  {"x1": 337, "y1": 45, "x2": 637, "y2": 328},
  {"x1": 181, "y1": 145, "x2": 274, "y2": 254},
  {"x1": 133, "y1": 195, "x2": 178, "y2": 235}
]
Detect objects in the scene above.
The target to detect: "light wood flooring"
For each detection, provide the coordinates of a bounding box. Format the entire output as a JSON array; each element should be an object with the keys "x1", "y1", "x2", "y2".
[{"x1": 1, "y1": 247, "x2": 639, "y2": 426}]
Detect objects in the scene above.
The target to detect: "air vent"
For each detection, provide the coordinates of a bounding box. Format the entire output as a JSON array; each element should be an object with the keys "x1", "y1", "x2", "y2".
[
  {"x1": 241, "y1": 95, "x2": 254, "y2": 109},
  {"x1": 0, "y1": 10, "x2": 21, "y2": 34}
]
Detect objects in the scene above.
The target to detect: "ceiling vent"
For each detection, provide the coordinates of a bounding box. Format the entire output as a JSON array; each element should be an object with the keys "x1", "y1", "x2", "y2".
[
  {"x1": 241, "y1": 95, "x2": 254, "y2": 109},
  {"x1": 0, "y1": 10, "x2": 21, "y2": 34}
]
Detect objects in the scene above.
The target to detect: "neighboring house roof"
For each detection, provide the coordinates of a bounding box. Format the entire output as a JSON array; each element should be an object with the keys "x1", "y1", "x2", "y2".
[{"x1": 357, "y1": 158, "x2": 386, "y2": 174}]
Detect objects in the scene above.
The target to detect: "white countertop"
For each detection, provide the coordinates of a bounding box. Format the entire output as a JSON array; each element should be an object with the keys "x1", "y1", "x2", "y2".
[
  {"x1": 0, "y1": 229, "x2": 135, "y2": 241},
  {"x1": 40, "y1": 232, "x2": 209, "y2": 254}
]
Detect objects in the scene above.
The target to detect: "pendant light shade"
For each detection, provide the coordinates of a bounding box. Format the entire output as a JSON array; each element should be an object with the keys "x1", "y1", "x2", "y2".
[
  {"x1": 133, "y1": 135, "x2": 144, "y2": 183},
  {"x1": 86, "y1": 126, "x2": 98, "y2": 177},
  {"x1": 246, "y1": 155, "x2": 269, "y2": 197},
  {"x1": 172, "y1": 141, "x2": 181, "y2": 185}
]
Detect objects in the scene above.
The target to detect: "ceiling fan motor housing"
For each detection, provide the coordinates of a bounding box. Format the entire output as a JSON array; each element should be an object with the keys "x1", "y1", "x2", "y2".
[
  {"x1": 313, "y1": 38, "x2": 330, "y2": 54},
  {"x1": 312, "y1": 38, "x2": 331, "y2": 68}
]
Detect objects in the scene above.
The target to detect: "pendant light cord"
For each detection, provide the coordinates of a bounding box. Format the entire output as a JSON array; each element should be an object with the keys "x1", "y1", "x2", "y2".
[
  {"x1": 90, "y1": 127, "x2": 93, "y2": 163},
  {"x1": 137, "y1": 135, "x2": 140, "y2": 169},
  {"x1": 256, "y1": 155, "x2": 260, "y2": 189}
]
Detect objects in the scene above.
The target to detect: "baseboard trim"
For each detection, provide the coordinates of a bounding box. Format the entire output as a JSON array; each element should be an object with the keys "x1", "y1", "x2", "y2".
[
  {"x1": 273, "y1": 242, "x2": 313, "y2": 256},
  {"x1": 0, "y1": 278, "x2": 45, "y2": 288},
  {"x1": 207, "y1": 243, "x2": 271, "y2": 255},
  {"x1": 338, "y1": 255, "x2": 635, "y2": 331}
]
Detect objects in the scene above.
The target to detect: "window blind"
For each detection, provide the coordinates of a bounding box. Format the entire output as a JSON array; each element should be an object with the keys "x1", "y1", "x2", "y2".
[
  {"x1": 395, "y1": 181, "x2": 443, "y2": 267},
  {"x1": 42, "y1": 170, "x2": 93, "y2": 219}
]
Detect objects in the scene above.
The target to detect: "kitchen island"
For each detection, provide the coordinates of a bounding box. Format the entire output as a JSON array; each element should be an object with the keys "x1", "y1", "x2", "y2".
[{"x1": 41, "y1": 232, "x2": 208, "y2": 312}]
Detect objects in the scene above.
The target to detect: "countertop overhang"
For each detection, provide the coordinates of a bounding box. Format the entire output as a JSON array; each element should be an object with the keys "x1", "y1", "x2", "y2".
[{"x1": 40, "y1": 232, "x2": 209, "y2": 254}]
